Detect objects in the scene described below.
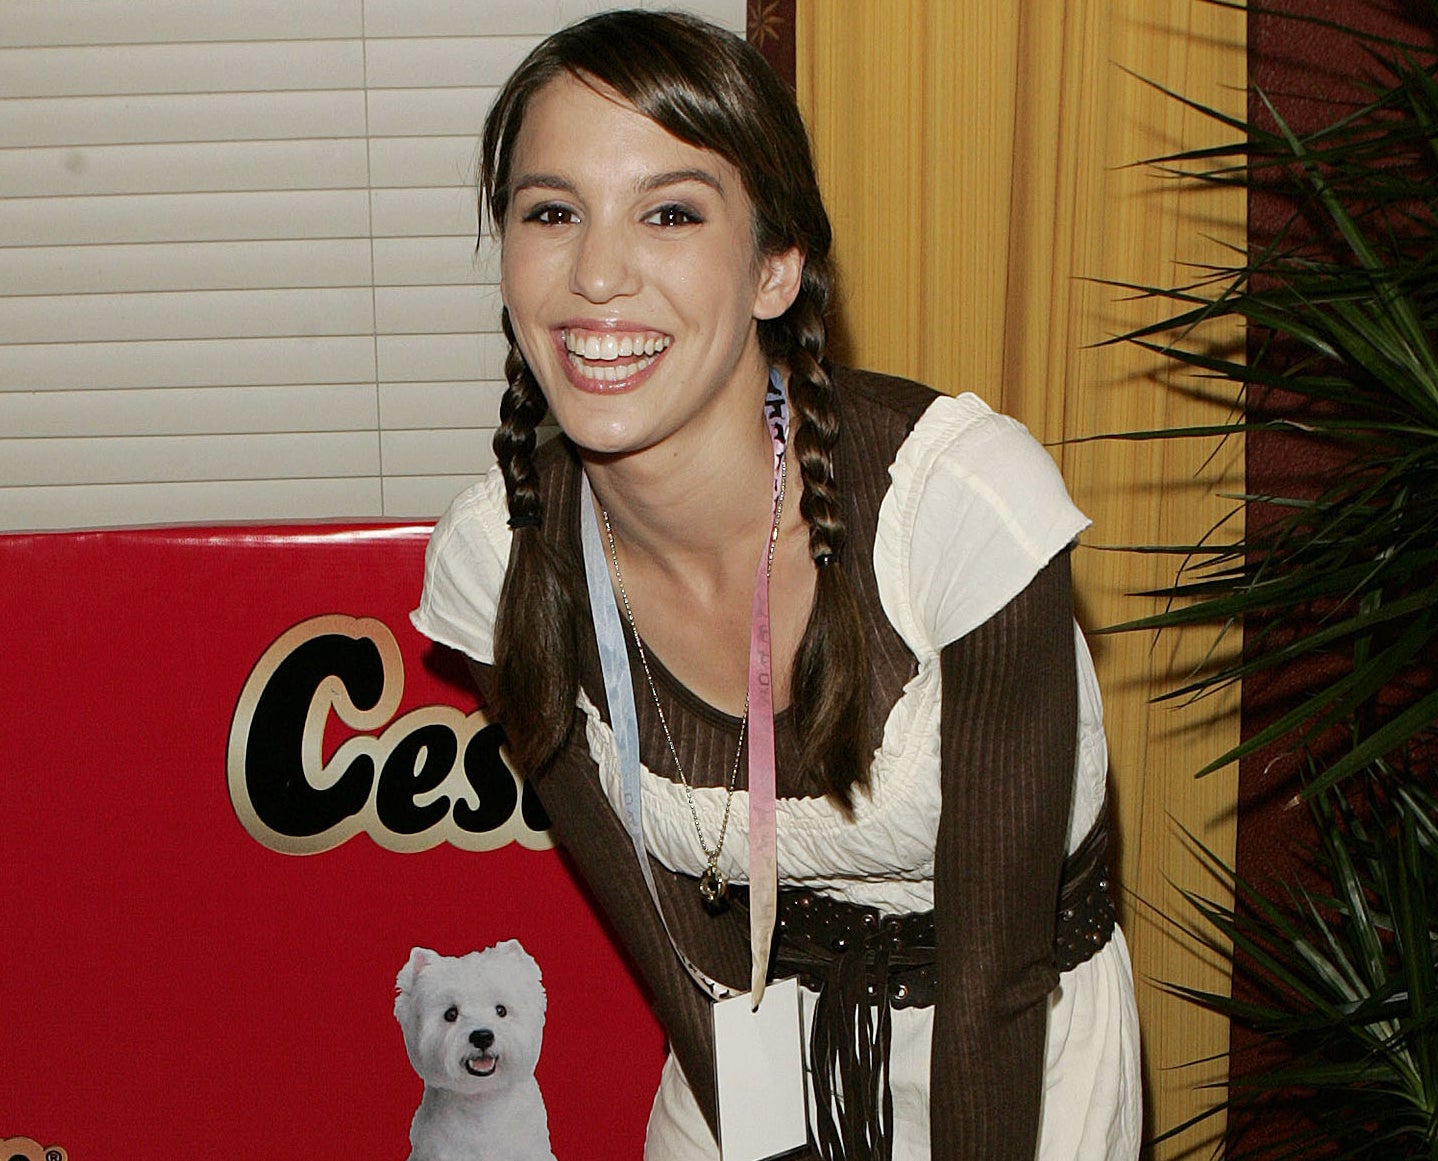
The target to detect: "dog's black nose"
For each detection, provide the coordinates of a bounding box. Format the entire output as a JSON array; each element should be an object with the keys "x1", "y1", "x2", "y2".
[{"x1": 470, "y1": 1028, "x2": 494, "y2": 1051}]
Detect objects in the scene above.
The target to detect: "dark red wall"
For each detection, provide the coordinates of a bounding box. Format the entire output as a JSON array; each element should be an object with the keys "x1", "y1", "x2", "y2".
[
  {"x1": 1237, "y1": 0, "x2": 1435, "y2": 944},
  {"x1": 1234, "y1": 2, "x2": 1435, "y2": 1152}
]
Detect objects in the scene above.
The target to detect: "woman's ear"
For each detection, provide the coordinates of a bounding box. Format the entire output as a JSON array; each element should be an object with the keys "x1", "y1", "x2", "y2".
[{"x1": 752, "y1": 246, "x2": 805, "y2": 321}]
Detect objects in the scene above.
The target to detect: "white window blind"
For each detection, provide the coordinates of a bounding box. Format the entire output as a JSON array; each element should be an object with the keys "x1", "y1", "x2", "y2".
[{"x1": 0, "y1": 0, "x2": 743, "y2": 531}]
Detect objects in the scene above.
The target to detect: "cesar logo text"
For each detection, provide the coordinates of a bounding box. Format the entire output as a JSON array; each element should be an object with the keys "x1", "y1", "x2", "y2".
[{"x1": 228, "y1": 615, "x2": 550, "y2": 855}]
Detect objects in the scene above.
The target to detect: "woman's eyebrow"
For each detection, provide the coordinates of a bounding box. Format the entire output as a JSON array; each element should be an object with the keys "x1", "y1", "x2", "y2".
[
  {"x1": 635, "y1": 168, "x2": 724, "y2": 196},
  {"x1": 510, "y1": 173, "x2": 576, "y2": 195}
]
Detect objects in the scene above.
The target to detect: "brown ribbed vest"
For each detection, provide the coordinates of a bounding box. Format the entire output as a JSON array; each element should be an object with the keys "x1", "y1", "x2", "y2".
[{"x1": 511, "y1": 366, "x2": 1078, "y2": 1159}]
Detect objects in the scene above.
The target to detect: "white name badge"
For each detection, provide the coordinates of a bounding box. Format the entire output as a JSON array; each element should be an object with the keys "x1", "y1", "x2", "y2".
[{"x1": 712, "y1": 976, "x2": 808, "y2": 1160}]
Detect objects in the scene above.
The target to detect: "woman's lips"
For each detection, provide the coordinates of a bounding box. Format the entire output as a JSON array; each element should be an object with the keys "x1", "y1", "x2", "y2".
[{"x1": 556, "y1": 326, "x2": 673, "y2": 393}]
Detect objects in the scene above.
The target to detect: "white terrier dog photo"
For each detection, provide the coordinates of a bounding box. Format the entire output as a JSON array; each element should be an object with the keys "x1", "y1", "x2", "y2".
[{"x1": 395, "y1": 940, "x2": 556, "y2": 1161}]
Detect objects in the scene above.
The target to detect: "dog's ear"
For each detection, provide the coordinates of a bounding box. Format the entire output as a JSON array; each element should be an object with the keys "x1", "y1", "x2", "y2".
[
  {"x1": 396, "y1": 946, "x2": 438, "y2": 993},
  {"x1": 395, "y1": 947, "x2": 440, "y2": 1023},
  {"x1": 492, "y1": 938, "x2": 535, "y2": 969},
  {"x1": 491, "y1": 939, "x2": 545, "y2": 989}
]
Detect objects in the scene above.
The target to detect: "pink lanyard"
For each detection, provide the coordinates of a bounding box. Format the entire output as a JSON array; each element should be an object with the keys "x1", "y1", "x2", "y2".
[{"x1": 744, "y1": 369, "x2": 787, "y2": 1005}]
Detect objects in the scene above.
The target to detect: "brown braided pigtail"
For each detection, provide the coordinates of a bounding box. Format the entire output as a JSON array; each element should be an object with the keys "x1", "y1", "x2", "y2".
[
  {"x1": 773, "y1": 275, "x2": 872, "y2": 813},
  {"x1": 490, "y1": 308, "x2": 582, "y2": 773}
]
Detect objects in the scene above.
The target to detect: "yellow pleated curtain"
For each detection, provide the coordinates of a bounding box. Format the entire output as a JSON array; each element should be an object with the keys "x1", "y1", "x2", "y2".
[{"x1": 795, "y1": 2, "x2": 1246, "y2": 1155}]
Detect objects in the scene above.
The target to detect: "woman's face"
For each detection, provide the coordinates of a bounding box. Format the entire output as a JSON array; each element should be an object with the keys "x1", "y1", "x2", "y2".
[{"x1": 498, "y1": 73, "x2": 801, "y2": 461}]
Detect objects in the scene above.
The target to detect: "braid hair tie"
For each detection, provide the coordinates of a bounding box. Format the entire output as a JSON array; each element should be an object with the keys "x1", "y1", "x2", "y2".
[
  {"x1": 814, "y1": 552, "x2": 838, "y2": 568},
  {"x1": 507, "y1": 513, "x2": 542, "y2": 530}
]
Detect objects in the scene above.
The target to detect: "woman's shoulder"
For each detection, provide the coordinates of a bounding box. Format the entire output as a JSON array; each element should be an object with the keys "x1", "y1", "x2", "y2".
[
  {"x1": 410, "y1": 466, "x2": 513, "y2": 664},
  {"x1": 831, "y1": 363, "x2": 1069, "y2": 517},
  {"x1": 831, "y1": 365, "x2": 1040, "y2": 466},
  {"x1": 828, "y1": 365, "x2": 942, "y2": 526},
  {"x1": 410, "y1": 434, "x2": 580, "y2": 664},
  {"x1": 851, "y1": 374, "x2": 1088, "y2": 653},
  {"x1": 831, "y1": 364, "x2": 940, "y2": 427}
]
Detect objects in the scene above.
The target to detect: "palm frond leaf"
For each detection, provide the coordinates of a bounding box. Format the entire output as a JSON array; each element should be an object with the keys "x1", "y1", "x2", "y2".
[
  {"x1": 1162, "y1": 775, "x2": 1438, "y2": 1158},
  {"x1": 1104, "y1": 15, "x2": 1438, "y2": 788}
]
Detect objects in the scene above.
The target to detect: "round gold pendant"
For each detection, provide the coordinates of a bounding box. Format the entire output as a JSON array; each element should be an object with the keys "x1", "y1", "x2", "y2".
[{"x1": 699, "y1": 864, "x2": 729, "y2": 916}]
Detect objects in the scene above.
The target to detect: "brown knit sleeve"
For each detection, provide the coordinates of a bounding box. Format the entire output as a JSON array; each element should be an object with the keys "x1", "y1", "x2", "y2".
[
  {"x1": 930, "y1": 548, "x2": 1077, "y2": 1158},
  {"x1": 530, "y1": 727, "x2": 726, "y2": 1133},
  {"x1": 468, "y1": 659, "x2": 727, "y2": 1141}
]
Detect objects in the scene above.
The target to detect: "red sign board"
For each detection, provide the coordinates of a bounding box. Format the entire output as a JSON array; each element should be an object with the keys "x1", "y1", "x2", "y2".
[{"x1": 1, "y1": 524, "x2": 664, "y2": 1159}]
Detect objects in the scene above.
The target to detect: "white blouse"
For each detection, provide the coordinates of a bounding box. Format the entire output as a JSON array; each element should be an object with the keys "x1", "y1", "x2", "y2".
[{"x1": 413, "y1": 391, "x2": 1109, "y2": 916}]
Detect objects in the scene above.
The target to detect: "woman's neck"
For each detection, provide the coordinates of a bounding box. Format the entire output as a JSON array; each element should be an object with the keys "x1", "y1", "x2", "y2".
[
  {"x1": 581, "y1": 392, "x2": 784, "y2": 590},
  {"x1": 576, "y1": 366, "x2": 814, "y2": 716}
]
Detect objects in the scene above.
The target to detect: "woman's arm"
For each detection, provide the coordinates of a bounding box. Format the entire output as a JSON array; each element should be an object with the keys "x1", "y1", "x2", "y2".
[{"x1": 929, "y1": 549, "x2": 1077, "y2": 1157}]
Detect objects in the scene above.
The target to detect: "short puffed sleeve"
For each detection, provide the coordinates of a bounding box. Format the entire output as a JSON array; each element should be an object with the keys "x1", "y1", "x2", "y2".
[
  {"x1": 410, "y1": 467, "x2": 512, "y2": 664},
  {"x1": 873, "y1": 392, "x2": 1089, "y2": 657}
]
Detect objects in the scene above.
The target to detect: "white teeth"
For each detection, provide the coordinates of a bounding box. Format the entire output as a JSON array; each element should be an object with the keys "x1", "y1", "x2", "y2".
[
  {"x1": 559, "y1": 330, "x2": 671, "y2": 383},
  {"x1": 563, "y1": 330, "x2": 671, "y2": 364},
  {"x1": 567, "y1": 356, "x2": 648, "y2": 383}
]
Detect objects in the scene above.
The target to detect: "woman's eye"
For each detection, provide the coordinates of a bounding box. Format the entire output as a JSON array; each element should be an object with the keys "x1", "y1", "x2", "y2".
[
  {"x1": 523, "y1": 203, "x2": 579, "y2": 226},
  {"x1": 645, "y1": 203, "x2": 701, "y2": 228},
  {"x1": 444, "y1": 1005, "x2": 459, "y2": 1023}
]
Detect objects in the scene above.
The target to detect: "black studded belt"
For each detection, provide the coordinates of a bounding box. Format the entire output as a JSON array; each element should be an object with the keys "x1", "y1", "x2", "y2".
[
  {"x1": 767, "y1": 890, "x2": 936, "y2": 1008},
  {"x1": 756, "y1": 809, "x2": 1115, "y2": 1009},
  {"x1": 1053, "y1": 810, "x2": 1117, "y2": 974}
]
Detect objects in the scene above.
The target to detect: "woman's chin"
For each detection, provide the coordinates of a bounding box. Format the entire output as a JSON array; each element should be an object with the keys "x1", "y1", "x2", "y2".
[{"x1": 545, "y1": 411, "x2": 653, "y2": 460}]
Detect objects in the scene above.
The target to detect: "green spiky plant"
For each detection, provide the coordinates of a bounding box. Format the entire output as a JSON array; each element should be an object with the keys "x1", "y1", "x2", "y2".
[
  {"x1": 1172, "y1": 765, "x2": 1438, "y2": 1159},
  {"x1": 1098, "y1": 2, "x2": 1438, "y2": 1155}
]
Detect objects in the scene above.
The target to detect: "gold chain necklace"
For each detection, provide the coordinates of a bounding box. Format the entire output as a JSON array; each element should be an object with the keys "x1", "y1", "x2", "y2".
[{"x1": 600, "y1": 453, "x2": 786, "y2": 915}]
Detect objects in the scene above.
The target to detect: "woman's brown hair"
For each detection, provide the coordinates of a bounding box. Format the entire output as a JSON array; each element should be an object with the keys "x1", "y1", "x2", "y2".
[{"x1": 481, "y1": 9, "x2": 870, "y2": 811}]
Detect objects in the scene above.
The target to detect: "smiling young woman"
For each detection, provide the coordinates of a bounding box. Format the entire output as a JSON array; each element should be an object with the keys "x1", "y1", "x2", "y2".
[{"x1": 412, "y1": 10, "x2": 1140, "y2": 1160}]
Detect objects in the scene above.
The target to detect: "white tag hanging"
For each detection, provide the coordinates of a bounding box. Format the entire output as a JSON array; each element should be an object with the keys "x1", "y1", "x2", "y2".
[{"x1": 712, "y1": 976, "x2": 808, "y2": 1160}]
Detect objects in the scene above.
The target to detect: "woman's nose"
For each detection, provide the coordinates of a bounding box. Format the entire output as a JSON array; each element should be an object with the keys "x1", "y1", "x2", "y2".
[{"x1": 570, "y1": 221, "x2": 638, "y2": 302}]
